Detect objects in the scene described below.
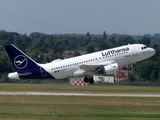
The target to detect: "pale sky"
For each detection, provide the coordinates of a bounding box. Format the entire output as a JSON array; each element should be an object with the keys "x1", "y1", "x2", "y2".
[{"x1": 0, "y1": 0, "x2": 160, "y2": 35}]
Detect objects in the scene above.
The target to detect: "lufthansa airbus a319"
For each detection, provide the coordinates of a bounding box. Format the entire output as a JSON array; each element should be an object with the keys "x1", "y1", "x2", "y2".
[{"x1": 4, "y1": 44, "x2": 155, "y2": 83}]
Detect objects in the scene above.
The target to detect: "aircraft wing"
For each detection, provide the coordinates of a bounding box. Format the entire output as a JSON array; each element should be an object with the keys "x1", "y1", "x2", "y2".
[
  {"x1": 72, "y1": 60, "x2": 117, "y2": 77},
  {"x1": 79, "y1": 64, "x2": 103, "y2": 72},
  {"x1": 79, "y1": 60, "x2": 116, "y2": 71},
  {"x1": 72, "y1": 64, "x2": 103, "y2": 76}
]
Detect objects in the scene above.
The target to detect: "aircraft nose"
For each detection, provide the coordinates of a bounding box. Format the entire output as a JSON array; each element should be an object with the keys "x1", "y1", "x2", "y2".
[
  {"x1": 148, "y1": 48, "x2": 156, "y2": 56},
  {"x1": 150, "y1": 48, "x2": 156, "y2": 56}
]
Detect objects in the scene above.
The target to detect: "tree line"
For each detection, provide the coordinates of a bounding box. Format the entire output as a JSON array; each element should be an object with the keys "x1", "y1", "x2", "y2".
[{"x1": 0, "y1": 30, "x2": 159, "y2": 84}]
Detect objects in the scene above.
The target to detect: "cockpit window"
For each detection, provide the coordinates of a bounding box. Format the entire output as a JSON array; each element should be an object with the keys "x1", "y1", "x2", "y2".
[{"x1": 141, "y1": 46, "x2": 147, "y2": 50}]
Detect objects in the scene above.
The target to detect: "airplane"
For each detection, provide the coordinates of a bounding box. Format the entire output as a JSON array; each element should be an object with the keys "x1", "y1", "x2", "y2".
[{"x1": 4, "y1": 44, "x2": 155, "y2": 83}]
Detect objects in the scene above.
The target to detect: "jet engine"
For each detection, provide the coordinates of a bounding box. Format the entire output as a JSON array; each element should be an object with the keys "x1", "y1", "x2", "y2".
[{"x1": 98, "y1": 63, "x2": 119, "y2": 75}]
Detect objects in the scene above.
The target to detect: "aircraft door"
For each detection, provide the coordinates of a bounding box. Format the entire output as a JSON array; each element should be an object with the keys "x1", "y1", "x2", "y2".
[
  {"x1": 131, "y1": 46, "x2": 137, "y2": 56},
  {"x1": 131, "y1": 46, "x2": 137, "y2": 61}
]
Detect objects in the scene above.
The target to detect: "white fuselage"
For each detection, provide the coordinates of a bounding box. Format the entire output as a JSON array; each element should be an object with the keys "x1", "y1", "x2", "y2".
[{"x1": 39, "y1": 44, "x2": 155, "y2": 79}]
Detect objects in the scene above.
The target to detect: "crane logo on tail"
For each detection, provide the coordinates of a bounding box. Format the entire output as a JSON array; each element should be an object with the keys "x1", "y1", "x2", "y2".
[{"x1": 14, "y1": 55, "x2": 28, "y2": 69}]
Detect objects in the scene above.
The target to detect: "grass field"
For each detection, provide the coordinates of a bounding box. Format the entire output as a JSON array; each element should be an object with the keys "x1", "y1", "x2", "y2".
[
  {"x1": 0, "y1": 83, "x2": 160, "y2": 120},
  {"x1": 1, "y1": 83, "x2": 160, "y2": 93}
]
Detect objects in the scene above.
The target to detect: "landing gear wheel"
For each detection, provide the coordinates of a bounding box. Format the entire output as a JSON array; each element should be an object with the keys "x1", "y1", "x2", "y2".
[
  {"x1": 83, "y1": 77, "x2": 89, "y2": 83},
  {"x1": 135, "y1": 68, "x2": 139, "y2": 72},
  {"x1": 89, "y1": 77, "x2": 94, "y2": 84}
]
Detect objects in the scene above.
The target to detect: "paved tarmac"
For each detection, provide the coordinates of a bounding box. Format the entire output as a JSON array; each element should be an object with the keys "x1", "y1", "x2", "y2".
[{"x1": 0, "y1": 91, "x2": 160, "y2": 97}]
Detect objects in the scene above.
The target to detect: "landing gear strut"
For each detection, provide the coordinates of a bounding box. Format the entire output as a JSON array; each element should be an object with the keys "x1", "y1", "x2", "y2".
[{"x1": 83, "y1": 76, "x2": 94, "y2": 84}]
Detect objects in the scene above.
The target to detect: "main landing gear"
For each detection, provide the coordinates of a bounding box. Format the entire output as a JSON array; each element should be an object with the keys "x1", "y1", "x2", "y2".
[{"x1": 83, "y1": 76, "x2": 94, "y2": 84}]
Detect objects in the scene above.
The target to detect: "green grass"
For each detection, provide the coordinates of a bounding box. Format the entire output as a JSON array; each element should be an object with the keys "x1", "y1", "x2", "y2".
[
  {"x1": 0, "y1": 95, "x2": 160, "y2": 120},
  {"x1": 1, "y1": 83, "x2": 160, "y2": 119},
  {"x1": 0, "y1": 83, "x2": 160, "y2": 93}
]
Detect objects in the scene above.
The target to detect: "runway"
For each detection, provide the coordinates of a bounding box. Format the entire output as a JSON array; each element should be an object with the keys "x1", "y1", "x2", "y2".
[{"x1": 0, "y1": 91, "x2": 160, "y2": 97}]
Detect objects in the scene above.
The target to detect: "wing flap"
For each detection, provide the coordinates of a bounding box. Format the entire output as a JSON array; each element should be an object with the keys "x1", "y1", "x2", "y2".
[{"x1": 80, "y1": 64, "x2": 102, "y2": 71}]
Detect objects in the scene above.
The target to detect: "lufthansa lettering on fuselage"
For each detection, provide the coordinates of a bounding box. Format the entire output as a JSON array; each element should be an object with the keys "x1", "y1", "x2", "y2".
[{"x1": 101, "y1": 47, "x2": 129, "y2": 56}]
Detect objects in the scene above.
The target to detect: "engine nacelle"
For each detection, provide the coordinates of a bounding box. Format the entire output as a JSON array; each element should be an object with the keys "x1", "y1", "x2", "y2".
[{"x1": 98, "y1": 63, "x2": 119, "y2": 75}]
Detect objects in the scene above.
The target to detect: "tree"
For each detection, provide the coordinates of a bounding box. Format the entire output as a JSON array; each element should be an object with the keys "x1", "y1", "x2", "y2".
[
  {"x1": 107, "y1": 37, "x2": 116, "y2": 48},
  {"x1": 14, "y1": 36, "x2": 25, "y2": 50},
  {"x1": 86, "y1": 43, "x2": 95, "y2": 53},
  {"x1": 21, "y1": 34, "x2": 32, "y2": 48},
  {"x1": 43, "y1": 35, "x2": 56, "y2": 48},
  {"x1": 103, "y1": 31, "x2": 107, "y2": 39},
  {"x1": 30, "y1": 32, "x2": 43, "y2": 39},
  {"x1": 44, "y1": 55, "x2": 50, "y2": 63},
  {"x1": 152, "y1": 44, "x2": 160, "y2": 57},
  {"x1": 30, "y1": 50, "x2": 39, "y2": 62},
  {"x1": 98, "y1": 38, "x2": 109, "y2": 50},
  {"x1": 137, "y1": 60, "x2": 159, "y2": 80},
  {"x1": 86, "y1": 32, "x2": 90, "y2": 37},
  {"x1": 136, "y1": 36, "x2": 150, "y2": 46},
  {"x1": 117, "y1": 35, "x2": 135, "y2": 46},
  {"x1": 53, "y1": 45, "x2": 65, "y2": 56},
  {"x1": 128, "y1": 73, "x2": 136, "y2": 82},
  {"x1": 31, "y1": 38, "x2": 44, "y2": 49}
]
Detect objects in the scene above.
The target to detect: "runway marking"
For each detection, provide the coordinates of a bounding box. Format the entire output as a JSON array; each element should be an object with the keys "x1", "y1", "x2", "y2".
[{"x1": 0, "y1": 92, "x2": 160, "y2": 97}]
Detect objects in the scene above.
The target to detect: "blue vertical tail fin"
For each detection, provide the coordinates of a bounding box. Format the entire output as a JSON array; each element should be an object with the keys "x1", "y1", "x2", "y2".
[
  {"x1": 4, "y1": 44, "x2": 54, "y2": 79},
  {"x1": 5, "y1": 44, "x2": 38, "y2": 72}
]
